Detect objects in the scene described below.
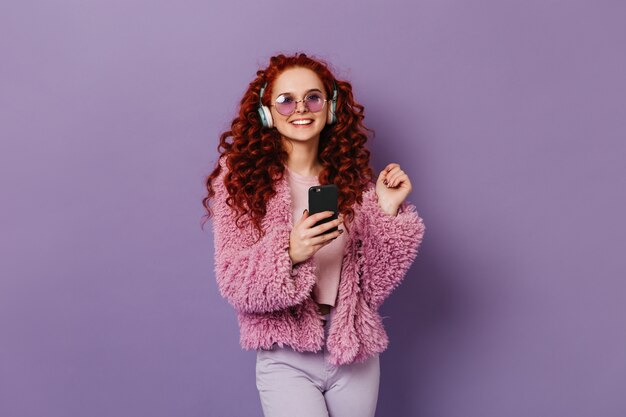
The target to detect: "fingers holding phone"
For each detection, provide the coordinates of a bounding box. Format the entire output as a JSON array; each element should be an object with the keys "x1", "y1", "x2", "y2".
[
  {"x1": 289, "y1": 210, "x2": 344, "y2": 266},
  {"x1": 289, "y1": 184, "x2": 343, "y2": 265},
  {"x1": 308, "y1": 211, "x2": 345, "y2": 239}
]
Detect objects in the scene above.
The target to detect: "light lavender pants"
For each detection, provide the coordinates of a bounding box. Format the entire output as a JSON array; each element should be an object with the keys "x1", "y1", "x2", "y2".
[{"x1": 255, "y1": 308, "x2": 380, "y2": 417}]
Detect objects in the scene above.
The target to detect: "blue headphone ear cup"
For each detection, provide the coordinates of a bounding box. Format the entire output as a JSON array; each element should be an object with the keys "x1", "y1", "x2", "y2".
[{"x1": 258, "y1": 105, "x2": 273, "y2": 128}]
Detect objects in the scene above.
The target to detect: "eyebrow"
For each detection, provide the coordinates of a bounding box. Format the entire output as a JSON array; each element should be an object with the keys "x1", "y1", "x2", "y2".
[{"x1": 276, "y1": 88, "x2": 323, "y2": 97}]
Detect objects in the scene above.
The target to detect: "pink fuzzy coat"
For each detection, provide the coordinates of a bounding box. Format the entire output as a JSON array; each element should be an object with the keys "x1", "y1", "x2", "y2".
[{"x1": 210, "y1": 157, "x2": 425, "y2": 365}]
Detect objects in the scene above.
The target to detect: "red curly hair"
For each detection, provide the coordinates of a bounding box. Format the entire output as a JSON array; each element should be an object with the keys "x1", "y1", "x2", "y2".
[{"x1": 201, "y1": 53, "x2": 374, "y2": 237}]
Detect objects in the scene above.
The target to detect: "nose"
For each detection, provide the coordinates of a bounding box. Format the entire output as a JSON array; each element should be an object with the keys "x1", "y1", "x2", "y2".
[{"x1": 294, "y1": 99, "x2": 308, "y2": 113}]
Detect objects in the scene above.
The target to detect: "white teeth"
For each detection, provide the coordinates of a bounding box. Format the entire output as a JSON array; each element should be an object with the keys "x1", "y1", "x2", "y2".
[{"x1": 291, "y1": 120, "x2": 312, "y2": 125}]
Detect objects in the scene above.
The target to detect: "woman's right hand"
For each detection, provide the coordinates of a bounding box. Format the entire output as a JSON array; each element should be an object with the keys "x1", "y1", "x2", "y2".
[{"x1": 289, "y1": 210, "x2": 344, "y2": 265}]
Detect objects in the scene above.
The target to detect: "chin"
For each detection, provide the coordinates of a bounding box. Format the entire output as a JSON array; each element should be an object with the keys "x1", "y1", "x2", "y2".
[
  {"x1": 279, "y1": 125, "x2": 324, "y2": 142},
  {"x1": 284, "y1": 134, "x2": 319, "y2": 143}
]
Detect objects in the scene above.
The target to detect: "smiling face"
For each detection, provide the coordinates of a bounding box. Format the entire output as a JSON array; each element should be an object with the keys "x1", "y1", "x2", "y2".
[{"x1": 270, "y1": 67, "x2": 328, "y2": 146}]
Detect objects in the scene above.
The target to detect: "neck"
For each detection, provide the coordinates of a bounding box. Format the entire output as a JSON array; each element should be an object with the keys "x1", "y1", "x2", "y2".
[{"x1": 282, "y1": 136, "x2": 323, "y2": 177}]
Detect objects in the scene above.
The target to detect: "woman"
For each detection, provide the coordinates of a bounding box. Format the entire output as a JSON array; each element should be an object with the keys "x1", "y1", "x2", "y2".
[{"x1": 202, "y1": 53, "x2": 425, "y2": 417}]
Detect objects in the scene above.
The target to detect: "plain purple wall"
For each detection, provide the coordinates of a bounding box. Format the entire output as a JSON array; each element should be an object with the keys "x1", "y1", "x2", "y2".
[{"x1": 1, "y1": 0, "x2": 625, "y2": 416}]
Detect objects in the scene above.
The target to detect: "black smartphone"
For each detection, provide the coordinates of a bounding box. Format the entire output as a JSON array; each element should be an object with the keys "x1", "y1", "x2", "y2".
[{"x1": 308, "y1": 184, "x2": 339, "y2": 234}]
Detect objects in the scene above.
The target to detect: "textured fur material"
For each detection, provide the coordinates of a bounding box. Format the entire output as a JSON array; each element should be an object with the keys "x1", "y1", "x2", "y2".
[{"x1": 211, "y1": 157, "x2": 425, "y2": 365}]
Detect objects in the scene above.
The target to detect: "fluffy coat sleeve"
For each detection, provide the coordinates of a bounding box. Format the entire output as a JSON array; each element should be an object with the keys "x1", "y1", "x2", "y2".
[
  {"x1": 356, "y1": 186, "x2": 426, "y2": 310},
  {"x1": 210, "y1": 159, "x2": 317, "y2": 314}
]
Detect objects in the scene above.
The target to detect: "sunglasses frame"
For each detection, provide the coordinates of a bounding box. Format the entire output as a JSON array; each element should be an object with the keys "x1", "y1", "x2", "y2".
[{"x1": 269, "y1": 91, "x2": 329, "y2": 116}]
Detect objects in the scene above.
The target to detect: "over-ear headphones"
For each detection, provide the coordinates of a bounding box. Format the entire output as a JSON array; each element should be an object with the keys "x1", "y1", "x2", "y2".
[
  {"x1": 257, "y1": 81, "x2": 338, "y2": 128},
  {"x1": 257, "y1": 83, "x2": 274, "y2": 128}
]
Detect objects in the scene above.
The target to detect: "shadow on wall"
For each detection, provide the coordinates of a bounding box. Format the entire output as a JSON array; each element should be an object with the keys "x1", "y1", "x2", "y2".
[
  {"x1": 355, "y1": 95, "x2": 517, "y2": 416},
  {"x1": 373, "y1": 208, "x2": 513, "y2": 416},
  {"x1": 377, "y1": 250, "x2": 463, "y2": 416},
  {"x1": 364, "y1": 107, "x2": 502, "y2": 416}
]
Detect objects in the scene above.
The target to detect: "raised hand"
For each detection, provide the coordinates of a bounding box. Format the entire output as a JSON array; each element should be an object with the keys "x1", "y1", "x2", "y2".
[{"x1": 375, "y1": 163, "x2": 412, "y2": 216}]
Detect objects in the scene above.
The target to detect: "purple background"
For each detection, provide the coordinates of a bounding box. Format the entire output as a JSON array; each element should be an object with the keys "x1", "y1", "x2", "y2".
[{"x1": 1, "y1": 0, "x2": 625, "y2": 416}]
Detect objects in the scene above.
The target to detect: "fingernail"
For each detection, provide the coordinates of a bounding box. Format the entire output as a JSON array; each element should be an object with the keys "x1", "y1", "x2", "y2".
[
  {"x1": 303, "y1": 209, "x2": 307, "y2": 214},
  {"x1": 383, "y1": 179, "x2": 388, "y2": 185},
  {"x1": 339, "y1": 229, "x2": 344, "y2": 234}
]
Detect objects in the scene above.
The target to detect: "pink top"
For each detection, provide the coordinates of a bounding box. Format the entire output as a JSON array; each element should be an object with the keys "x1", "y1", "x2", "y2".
[{"x1": 285, "y1": 165, "x2": 346, "y2": 306}]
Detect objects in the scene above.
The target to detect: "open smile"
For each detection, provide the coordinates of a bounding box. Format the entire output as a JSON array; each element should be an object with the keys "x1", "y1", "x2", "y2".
[{"x1": 290, "y1": 118, "x2": 314, "y2": 126}]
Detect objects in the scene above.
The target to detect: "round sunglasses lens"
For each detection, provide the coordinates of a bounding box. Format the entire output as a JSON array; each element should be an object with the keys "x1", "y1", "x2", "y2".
[
  {"x1": 274, "y1": 95, "x2": 295, "y2": 116},
  {"x1": 305, "y1": 94, "x2": 325, "y2": 112}
]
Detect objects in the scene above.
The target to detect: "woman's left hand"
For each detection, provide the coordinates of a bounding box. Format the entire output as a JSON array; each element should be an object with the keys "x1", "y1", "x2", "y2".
[{"x1": 375, "y1": 163, "x2": 412, "y2": 216}]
